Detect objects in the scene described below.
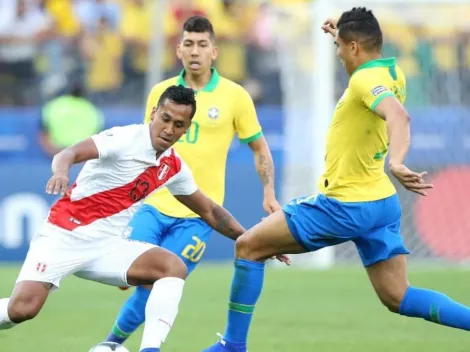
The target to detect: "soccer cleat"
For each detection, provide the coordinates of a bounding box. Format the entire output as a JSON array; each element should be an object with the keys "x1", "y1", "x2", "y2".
[{"x1": 201, "y1": 333, "x2": 247, "y2": 352}]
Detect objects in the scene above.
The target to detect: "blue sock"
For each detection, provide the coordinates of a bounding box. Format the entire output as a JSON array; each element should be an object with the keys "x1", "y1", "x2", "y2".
[
  {"x1": 223, "y1": 258, "x2": 265, "y2": 344},
  {"x1": 140, "y1": 348, "x2": 160, "y2": 352},
  {"x1": 399, "y1": 286, "x2": 470, "y2": 330},
  {"x1": 107, "y1": 286, "x2": 151, "y2": 343}
]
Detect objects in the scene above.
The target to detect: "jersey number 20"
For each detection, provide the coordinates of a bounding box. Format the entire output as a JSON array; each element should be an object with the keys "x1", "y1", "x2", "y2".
[
  {"x1": 181, "y1": 236, "x2": 206, "y2": 262},
  {"x1": 178, "y1": 121, "x2": 200, "y2": 144}
]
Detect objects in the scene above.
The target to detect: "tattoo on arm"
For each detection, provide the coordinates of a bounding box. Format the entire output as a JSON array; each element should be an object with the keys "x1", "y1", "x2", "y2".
[
  {"x1": 210, "y1": 204, "x2": 245, "y2": 240},
  {"x1": 256, "y1": 153, "x2": 275, "y2": 189}
]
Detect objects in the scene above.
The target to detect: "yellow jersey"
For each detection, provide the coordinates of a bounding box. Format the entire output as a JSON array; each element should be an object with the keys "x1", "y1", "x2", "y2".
[
  {"x1": 318, "y1": 57, "x2": 407, "y2": 202},
  {"x1": 144, "y1": 68, "x2": 263, "y2": 218}
]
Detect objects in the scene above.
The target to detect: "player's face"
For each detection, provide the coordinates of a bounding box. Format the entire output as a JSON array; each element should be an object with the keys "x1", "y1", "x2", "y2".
[
  {"x1": 149, "y1": 100, "x2": 193, "y2": 152},
  {"x1": 335, "y1": 34, "x2": 358, "y2": 76},
  {"x1": 177, "y1": 31, "x2": 218, "y2": 76}
]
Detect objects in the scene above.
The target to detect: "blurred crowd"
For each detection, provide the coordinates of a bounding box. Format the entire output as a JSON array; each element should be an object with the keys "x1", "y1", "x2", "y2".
[
  {"x1": 0, "y1": 0, "x2": 470, "y2": 108},
  {"x1": 0, "y1": 0, "x2": 303, "y2": 106}
]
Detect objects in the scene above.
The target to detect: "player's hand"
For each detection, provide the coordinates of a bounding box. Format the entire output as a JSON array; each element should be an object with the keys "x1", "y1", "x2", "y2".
[
  {"x1": 270, "y1": 254, "x2": 291, "y2": 266},
  {"x1": 321, "y1": 18, "x2": 338, "y2": 37},
  {"x1": 389, "y1": 163, "x2": 433, "y2": 196},
  {"x1": 263, "y1": 194, "x2": 281, "y2": 214},
  {"x1": 46, "y1": 171, "x2": 69, "y2": 196}
]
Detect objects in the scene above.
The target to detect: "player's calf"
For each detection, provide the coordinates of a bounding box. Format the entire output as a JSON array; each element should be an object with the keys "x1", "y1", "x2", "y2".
[
  {"x1": 1, "y1": 281, "x2": 51, "y2": 327},
  {"x1": 125, "y1": 247, "x2": 188, "y2": 351}
]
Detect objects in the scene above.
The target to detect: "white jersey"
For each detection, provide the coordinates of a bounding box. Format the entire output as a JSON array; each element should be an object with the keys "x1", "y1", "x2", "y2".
[{"x1": 46, "y1": 124, "x2": 197, "y2": 239}]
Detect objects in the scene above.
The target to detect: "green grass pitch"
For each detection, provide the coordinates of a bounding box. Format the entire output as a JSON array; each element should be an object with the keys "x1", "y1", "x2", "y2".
[{"x1": 1, "y1": 264, "x2": 470, "y2": 352}]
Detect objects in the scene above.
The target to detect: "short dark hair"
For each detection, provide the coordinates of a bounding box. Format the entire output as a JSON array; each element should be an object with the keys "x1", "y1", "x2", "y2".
[
  {"x1": 182, "y1": 15, "x2": 215, "y2": 40},
  {"x1": 157, "y1": 85, "x2": 197, "y2": 120},
  {"x1": 337, "y1": 7, "x2": 382, "y2": 52}
]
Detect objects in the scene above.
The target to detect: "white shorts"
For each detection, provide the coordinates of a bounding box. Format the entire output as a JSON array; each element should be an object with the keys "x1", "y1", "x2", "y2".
[{"x1": 17, "y1": 224, "x2": 156, "y2": 289}]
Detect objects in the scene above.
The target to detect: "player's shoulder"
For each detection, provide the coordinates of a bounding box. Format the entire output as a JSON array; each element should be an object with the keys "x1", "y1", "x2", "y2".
[
  {"x1": 148, "y1": 76, "x2": 180, "y2": 96},
  {"x1": 217, "y1": 76, "x2": 252, "y2": 99}
]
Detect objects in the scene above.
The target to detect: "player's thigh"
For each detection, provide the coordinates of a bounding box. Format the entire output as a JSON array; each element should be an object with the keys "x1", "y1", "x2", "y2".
[
  {"x1": 75, "y1": 238, "x2": 186, "y2": 287},
  {"x1": 366, "y1": 254, "x2": 409, "y2": 312},
  {"x1": 160, "y1": 218, "x2": 213, "y2": 275},
  {"x1": 235, "y1": 210, "x2": 307, "y2": 261},
  {"x1": 353, "y1": 218, "x2": 410, "y2": 267},
  {"x1": 256, "y1": 195, "x2": 354, "y2": 261},
  {"x1": 17, "y1": 228, "x2": 96, "y2": 289},
  {"x1": 126, "y1": 204, "x2": 167, "y2": 245}
]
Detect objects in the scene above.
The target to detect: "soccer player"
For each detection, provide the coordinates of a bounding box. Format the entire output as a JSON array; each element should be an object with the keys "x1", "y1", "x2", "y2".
[
  {"x1": 203, "y1": 7, "x2": 470, "y2": 352},
  {"x1": 104, "y1": 15, "x2": 283, "y2": 346},
  {"x1": 0, "y1": 86, "x2": 250, "y2": 352}
]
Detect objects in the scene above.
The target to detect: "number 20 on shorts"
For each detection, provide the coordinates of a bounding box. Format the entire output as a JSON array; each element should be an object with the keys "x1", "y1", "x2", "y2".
[{"x1": 181, "y1": 236, "x2": 206, "y2": 263}]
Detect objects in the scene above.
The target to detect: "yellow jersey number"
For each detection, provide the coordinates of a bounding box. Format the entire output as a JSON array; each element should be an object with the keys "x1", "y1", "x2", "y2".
[
  {"x1": 181, "y1": 236, "x2": 206, "y2": 263},
  {"x1": 178, "y1": 121, "x2": 200, "y2": 144}
]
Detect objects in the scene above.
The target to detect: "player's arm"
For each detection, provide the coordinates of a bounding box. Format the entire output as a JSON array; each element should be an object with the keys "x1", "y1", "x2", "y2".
[
  {"x1": 46, "y1": 138, "x2": 99, "y2": 195},
  {"x1": 374, "y1": 96, "x2": 410, "y2": 167},
  {"x1": 175, "y1": 190, "x2": 245, "y2": 240},
  {"x1": 361, "y1": 84, "x2": 432, "y2": 196},
  {"x1": 235, "y1": 88, "x2": 280, "y2": 213}
]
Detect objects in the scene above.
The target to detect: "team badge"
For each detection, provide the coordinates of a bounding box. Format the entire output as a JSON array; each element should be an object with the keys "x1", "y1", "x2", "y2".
[
  {"x1": 36, "y1": 262, "x2": 47, "y2": 273},
  {"x1": 157, "y1": 163, "x2": 170, "y2": 180},
  {"x1": 208, "y1": 107, "x2": 219, "y2": 119}
]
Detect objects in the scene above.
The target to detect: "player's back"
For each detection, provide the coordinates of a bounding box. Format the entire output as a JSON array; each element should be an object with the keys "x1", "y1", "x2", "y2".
[
  {"x1": 318, "y1": 57, "x2": 406, "y2": 202},
  {"x1": 144, "y1": 69, "x2": 262, "y2": 218}
]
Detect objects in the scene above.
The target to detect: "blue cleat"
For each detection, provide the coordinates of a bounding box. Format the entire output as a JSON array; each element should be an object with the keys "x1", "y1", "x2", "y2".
[{"x1": 201, "y1": 333, "x2": 247, "y2": 352}]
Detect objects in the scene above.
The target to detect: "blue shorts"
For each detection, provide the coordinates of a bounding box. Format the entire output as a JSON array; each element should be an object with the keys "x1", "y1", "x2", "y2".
[
  {"x1": 283, "y1": 194, "x2": 409, "y2": 267},
  {"x1": 126, "y1": 204, "x2": 212, "y2": 274}
]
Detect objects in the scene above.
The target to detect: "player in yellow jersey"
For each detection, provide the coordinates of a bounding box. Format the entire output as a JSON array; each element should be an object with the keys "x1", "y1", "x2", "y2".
[
  {"x1": 103, "y1": 16, "x2": 284, "y2": 347},
  {"x1": 204, "y1": 8, "x2": 470, "y2": 352}
]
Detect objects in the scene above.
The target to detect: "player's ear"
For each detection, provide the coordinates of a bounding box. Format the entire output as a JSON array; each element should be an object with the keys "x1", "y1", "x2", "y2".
[
  {"x1": 212, "y1": 46, "x2": 219, "y2": 60},
  {"x1": 150, "y1": 107, "x2": 157, "y2": 121},
  {"x1": 176, "y1": 44, "x2": 183, "y2": 59},
  {"x1": 350, "y1": 41, "x2": 358, "y2": 55}
]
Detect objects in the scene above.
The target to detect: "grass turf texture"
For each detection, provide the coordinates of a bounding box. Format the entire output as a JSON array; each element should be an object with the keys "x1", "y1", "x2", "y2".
[{"x1": 1, "y1": 265, "x2": 470, "y2": 352}]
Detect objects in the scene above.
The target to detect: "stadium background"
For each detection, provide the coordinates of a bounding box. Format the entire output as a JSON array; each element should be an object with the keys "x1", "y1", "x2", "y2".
[{"x1": 1, "y1": 1, "x2": 470, "y2": 351}]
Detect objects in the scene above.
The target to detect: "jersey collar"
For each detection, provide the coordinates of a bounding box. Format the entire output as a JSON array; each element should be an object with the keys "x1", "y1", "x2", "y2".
[
  {"x1": 176, "y1": 67, "x2": 220, "y2": 92},
  {"x1": 352, "y1": 57, "x2": 396, "y2": 76}
]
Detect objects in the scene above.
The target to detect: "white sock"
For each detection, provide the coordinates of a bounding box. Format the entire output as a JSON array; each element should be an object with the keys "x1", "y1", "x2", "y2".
[
  {"x1": 0, "y1": 298, "x2": 15, "y2": 330},
  {"x1": 140, "y1": 277, "x2": 185, "y2": 350}
]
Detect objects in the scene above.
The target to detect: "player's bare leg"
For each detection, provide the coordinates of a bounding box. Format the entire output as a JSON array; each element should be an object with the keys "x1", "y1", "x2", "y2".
[
  {"x1": 204, "y1": 210, "x2": 305, "y2": 352},
  {"x1": 0, "y1": 281, "x2": 52, "y2": 329},
  {"x1": 125, "y1": 246, "x2": 188, "y2": 352},
  {"x1": 367, "y1": 254, "x2": 470, "y2": 330}
]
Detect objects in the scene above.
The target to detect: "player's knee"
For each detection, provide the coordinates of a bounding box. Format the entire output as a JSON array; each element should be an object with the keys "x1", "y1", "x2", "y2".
[
  {"x1": 235, "y1": 232, "x2": 260, "y2": 261},
  {"x1": 377, "y1": 289, "x2": 407, "y2": 313},
  {"x1": 8, "y1": 294, "x2": 43, "y2": 323},
  {"x1": 160, "y1": 254, "x2": 188, "y2": 280}
]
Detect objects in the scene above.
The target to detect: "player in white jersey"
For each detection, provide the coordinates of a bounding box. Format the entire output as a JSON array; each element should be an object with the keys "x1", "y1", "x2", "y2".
[{"x1": 0, "y1": 86, "x2": 249, "y2": 352}]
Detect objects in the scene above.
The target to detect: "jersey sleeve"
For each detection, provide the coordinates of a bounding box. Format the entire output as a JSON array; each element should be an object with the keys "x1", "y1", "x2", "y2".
[
  {"x1": 91, "y1": 125, "x2": 137, "y2": 159},
  {"x1": 350, "y1": 72, "x2": 396, "y2": 112},
  {"x1": 166, "y1": 160, "x2": 198, "y2": 196},
  {"x1": 233, "y1": 87, "x2": 263, "y2": 143}
]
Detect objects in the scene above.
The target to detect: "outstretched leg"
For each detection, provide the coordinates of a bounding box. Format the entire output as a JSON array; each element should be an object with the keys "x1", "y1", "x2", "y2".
[{"x1": 367, "y1": 254, "x2": 470, "y2": 330}]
